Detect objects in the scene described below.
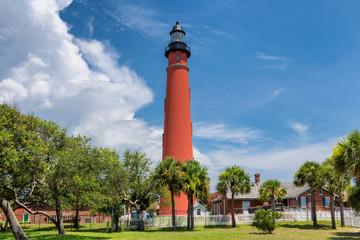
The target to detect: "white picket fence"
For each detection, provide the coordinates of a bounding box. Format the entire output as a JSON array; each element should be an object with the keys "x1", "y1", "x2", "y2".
[
  {"x1": 345, "y1": 216, "x2": 360, "y2": 228},
  {"x1": 134, "y1": 209, "x2": 359, "y2": 229}
]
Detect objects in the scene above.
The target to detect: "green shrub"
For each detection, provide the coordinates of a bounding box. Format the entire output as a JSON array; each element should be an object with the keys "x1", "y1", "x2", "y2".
[{"x1": 251, "y1": 209, "x2": 282, "y2": 234}]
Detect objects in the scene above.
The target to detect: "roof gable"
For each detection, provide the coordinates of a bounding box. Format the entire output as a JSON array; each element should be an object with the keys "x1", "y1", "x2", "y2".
[{"x1": 226, "y1": 182, "x2": 311, "y2": 200}]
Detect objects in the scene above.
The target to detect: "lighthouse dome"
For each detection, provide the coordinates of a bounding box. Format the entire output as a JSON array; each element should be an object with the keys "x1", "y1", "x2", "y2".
[
  {"x1": 170, "y1": 21, "x2": 185, "y2": 35},
  {"x1": 165, "y1": 21, "x2": 191, "y2": 58}
]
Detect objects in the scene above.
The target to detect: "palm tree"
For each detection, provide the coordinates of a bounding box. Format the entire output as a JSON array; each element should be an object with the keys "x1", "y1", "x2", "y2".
[
  {"x1": 258, "y1": 179, "x2": 287, "y2": 211},
  {"x1": 216, "y1": 166, "x2": 251, "y2": 228},
  {"x1": 182, "y1": 160, "x2": 209, "y2": 231},
  {"x1": 154, "y1": 157, "x2": 184, "y2": 231},
  {"x1": 333, "y1": 129, "x2": 360, "y2": 184},
  {"x1": 294, "y1": 161, "x2": 324, "y2": 228},
  {"x1": 336, "y1": 175, "x2": 351, "y2": 227},
  {"x1": 321, "y1": 161, "x2": 338, "y2": 229},
  {"x1": 329, "y1": 146, "x2": 352, "y2": 227},
  {"x1": 332, "y1": 131, "x2": 360, "y2": 219}
]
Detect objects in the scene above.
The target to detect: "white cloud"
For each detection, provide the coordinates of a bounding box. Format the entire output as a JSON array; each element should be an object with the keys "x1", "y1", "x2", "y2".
[
  {"x1": 0, "y1": 78, "x2": 29, "y2": 103},
  {"x1": 256, "y1": 52, "x2": 290, "y2": 70},
  {"x1": 262, "y1": 88, "x2": 286, "y2": 103},
  {"x1": 87, "y1": 16, "x2": 94, "y2": 37},
  {"x1": 194, "y1": 122, "x2": 262, "y2": 144},
  {"x1": 103, "y1": 1, "x2": 168, "y2": 38},
  {"x1": 256, "y1": 52, "x2": 288, "y2": 61},
  {"x1": 0, "y1": 0, "x2": 162, "y2": 161},
  {"x1": 289, "y1": 122, "x2": 310, "y2": 135},
  {"x1": 204, "y1": 140, "x2": 334, "y2": 190},
  {"x1": 244, "y1": 88, "x2": 286, "y2": 107},
  {"x1": 211, "y1": 30, "x2": 234, "y2": 39}
]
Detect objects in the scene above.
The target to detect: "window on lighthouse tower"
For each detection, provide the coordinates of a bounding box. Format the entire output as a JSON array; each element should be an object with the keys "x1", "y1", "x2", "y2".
[{"x1": 176, "y1": 54, "x2": 180, "y2": 62}]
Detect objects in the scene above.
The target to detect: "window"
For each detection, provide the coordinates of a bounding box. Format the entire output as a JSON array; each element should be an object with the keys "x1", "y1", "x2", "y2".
[
  {"x1": 307, "y1": 190, "x2": 311, "y2": 195},
  {"x1": 176, "y1": 54, "x2": 180, "y2": 62},
  {"x1": 299, "y1": 197, "x2": 309, "y2": 208},
  {"x1": 197, "y1": 209, "x2": 201, "y2": 216},
  {"x1": 323, "y1": 197, "x2": 330, "y2": 207},
  {"x1": 319, "y1": 189, "x2": 323, "y2": 195}
]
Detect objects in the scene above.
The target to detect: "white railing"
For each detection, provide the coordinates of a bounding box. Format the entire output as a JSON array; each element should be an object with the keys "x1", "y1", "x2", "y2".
[
  {"x1": 125, "y1": 209, "x2": 359, "y2": 229},
  {"x1": 345, "y1": 216, "x2": 360, "y2": 228}
]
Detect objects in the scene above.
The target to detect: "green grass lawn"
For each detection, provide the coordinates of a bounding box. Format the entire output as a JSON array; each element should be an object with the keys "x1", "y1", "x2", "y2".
[{"x1": 0, "y1": 221, "x2": 359, "y2": 240}]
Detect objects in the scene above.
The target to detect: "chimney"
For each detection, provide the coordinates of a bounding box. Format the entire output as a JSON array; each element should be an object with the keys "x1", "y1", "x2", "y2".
[{"x1": 254, "y1": 173, "x2": 260, "y2": 183}]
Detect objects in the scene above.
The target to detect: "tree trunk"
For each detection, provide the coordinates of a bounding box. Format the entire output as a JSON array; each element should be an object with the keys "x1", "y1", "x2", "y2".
[
  {"x1": 271, "y1": 199, "x2": 275, "y2": 211},
  {"x1": 111, "y1": 208, "x2": 120, "y2": 232},
  {"x1": 187, "y1": 195, "x2": 191, "y2": 231},
  {"x1": 231, "y1": 192, "x2": 236, "y2": 228},
  {"x1": 4, "y1": 220, "x2": 9, "y2": 233},
  {"x1": 111, "y1": 208, "x2": 114, "y2": 232},
  {"x1": 74, "y1": 201, "x2": 80, "y2": 230},
  {"x1": 0, "y1": 198, "x2": 28, "y2": 240},
  {"x1": 171, "y1": 190, "x2": 176, "y2": 231},
  {"x1": 330, "y1": 193, "x2": 336, "y2": 229},
  {"x1": 191, "y1": 196, "x2": 194, "y2": 230},
  {"x1": 137, "y1": 206, "x2": 144, "y2": 231},
  {"x1": 0, "y1": 208, "x2": 2, "y2": 231},
  {"x1": 311, "y1": 190, "x2": 317, "y2": 227},
  {"x1": 339, "y1": 194, "x2": 345, "y2": 227},
  {"x1": 55, "y1": 197, "x2": 66, "y2": 235}
]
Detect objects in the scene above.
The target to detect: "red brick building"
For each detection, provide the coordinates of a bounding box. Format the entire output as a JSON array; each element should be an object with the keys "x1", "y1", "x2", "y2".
[
  {"x1": 212, "y1": 174, "x2": 334, "y2": 215},
  {"x1": 1, "y1": 203, "x2": 109, "y2": 224}
]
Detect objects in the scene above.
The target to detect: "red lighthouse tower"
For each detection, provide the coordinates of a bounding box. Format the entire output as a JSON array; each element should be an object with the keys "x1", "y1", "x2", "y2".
[{"x1": 161, "y1": 22, "x2": 193, "y2": 215}]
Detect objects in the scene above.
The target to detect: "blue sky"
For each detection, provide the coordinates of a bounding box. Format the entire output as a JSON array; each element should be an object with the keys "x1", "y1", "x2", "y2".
[{"x1": 1, "y1": 0, "x2": 360, "y2": 190}]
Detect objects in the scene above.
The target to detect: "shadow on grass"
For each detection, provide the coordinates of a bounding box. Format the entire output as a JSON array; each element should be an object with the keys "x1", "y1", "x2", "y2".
[
  {"x1": 28, "y1": 234, "x2": 110, "y2": 240},
  {"x1": 131, "y1": 226, "x2": 223, "y2": 233},
  {"x1": 203, "y1": 225, "x2": 233, "y2": 229},
  {"x1": 329, "y1": 232, "x2": 360, "y2": 239},
  {"x1": 31, "y1": 224, "x2": 108, "y2": 233},
  {"x1": 144, "y1": 227, "x2": 189, "y2": 233},
  {"x1": 0, "y1": 232, "x2": 110, "y2": 240},
  {"x1": 0, "y1": 233, "x2": 13, "y2": 240},
  {"x1": 280, "y1": 223, "x2": 332, "y2": 230},
  {"x1": 249, "y1": 232, "x2": 273, "y2": 235}
]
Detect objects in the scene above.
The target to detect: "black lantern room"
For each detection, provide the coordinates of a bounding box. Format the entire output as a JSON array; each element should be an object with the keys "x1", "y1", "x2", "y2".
[{"x1": 165, "y1": 21, "x2": 191, "y2": 58}]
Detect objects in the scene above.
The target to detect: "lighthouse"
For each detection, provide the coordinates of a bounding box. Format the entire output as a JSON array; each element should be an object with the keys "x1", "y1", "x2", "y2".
[{"x1": 161, "y1": 21, "x2": 193, "y2": 215}]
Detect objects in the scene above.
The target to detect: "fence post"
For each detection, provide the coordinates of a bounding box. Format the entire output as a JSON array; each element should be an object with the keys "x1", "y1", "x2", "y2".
[
  {"x1": 205, "y1": 211, "x2": 206, "y2": 227},
  {"x1": 336, "y1": 208, "x2": 338, "y2": 221},
  {"x1": 306, "y1": 209, "x2": 309, "y2": 221}
]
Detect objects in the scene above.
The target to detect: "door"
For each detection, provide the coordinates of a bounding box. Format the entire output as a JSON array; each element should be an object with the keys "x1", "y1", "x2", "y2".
[{"x1": 242, "y1": 201, "x2": 250, "y2": 215}]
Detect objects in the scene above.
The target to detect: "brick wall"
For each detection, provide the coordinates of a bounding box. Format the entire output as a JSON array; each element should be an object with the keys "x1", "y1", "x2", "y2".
[
  {"x1": 1, "y1": 207, "x2": 110, "y2": 224},
  {"x1": 214, "y1": 195, "x2": 261, "y2": 215},
  {"x1": 297, "y1": 189, "x2": 332, "y2": 211}
]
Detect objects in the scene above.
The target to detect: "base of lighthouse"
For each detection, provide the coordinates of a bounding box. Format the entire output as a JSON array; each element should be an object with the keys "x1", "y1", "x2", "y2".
[{"x1": 159, "y1": 192, "x2": 189, "y2": 216}]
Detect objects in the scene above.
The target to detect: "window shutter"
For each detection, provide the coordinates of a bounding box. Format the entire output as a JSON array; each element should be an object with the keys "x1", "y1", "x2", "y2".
[
  {"x1": 306, "y1": 197, "x2": 309, "y2": 207},
  {"x1": 298, "y1": 197, "x2": 301, "y2": 207},
  {"x1": 322, "y1": 197, "x2": 325, "y2": 207}
]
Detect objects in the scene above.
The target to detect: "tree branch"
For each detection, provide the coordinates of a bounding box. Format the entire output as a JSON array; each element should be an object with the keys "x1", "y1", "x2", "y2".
[
  {"x1": 14, "y1": 200, "x2": 58, "y2": 225},
  {"x1": 28, "y1": 178, "x2": 37, "y2": 197},
  {"x1": 121, "y1": 189, "x2": 139, "y2": 207}
]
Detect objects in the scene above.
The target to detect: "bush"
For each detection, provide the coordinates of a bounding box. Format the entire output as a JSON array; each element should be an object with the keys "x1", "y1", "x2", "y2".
[{"x1": 251, "y1": 209, "x2": 282, "y2": 234}]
